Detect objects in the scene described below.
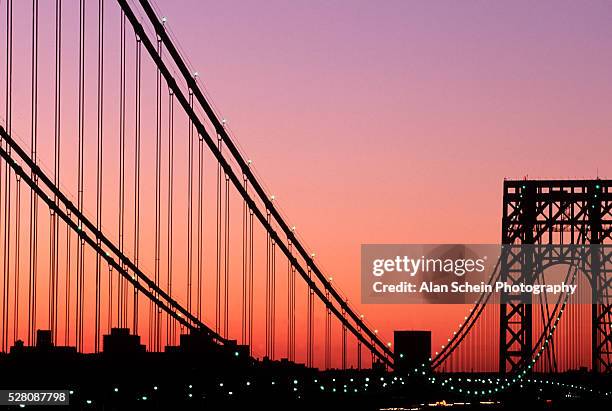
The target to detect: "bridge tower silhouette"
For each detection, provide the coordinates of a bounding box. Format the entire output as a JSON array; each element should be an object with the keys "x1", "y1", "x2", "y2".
[{"x1": 500, "y1": 180, "x2": 612, "y2": 374}]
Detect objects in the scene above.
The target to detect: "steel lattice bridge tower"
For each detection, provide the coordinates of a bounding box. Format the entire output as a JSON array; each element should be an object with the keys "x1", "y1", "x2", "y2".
[{"x1": 500, "y1": 180, "x2": 612, "y2": 374}]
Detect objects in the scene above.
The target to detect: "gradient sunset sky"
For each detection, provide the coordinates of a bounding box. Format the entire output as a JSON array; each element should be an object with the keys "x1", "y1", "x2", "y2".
[{"x1": 2, "y1": 0, "x2": 612, "y2": 367}]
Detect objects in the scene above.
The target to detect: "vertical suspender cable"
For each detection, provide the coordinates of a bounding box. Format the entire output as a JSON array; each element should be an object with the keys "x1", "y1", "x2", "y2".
[
  {"x1": 0, "y1": 131, "x2": 4, "y2": 350},
  {"x1": 2, "y1": 0, "x2": 13, "y2": 352},
  {"x1": 153, "y1": 34, "x2": 162, "y2": 351},
  {"x1": 95, "y1": 0, "x2": 104, "y2": 353},
  {"x1": 28, "y1": 0, "x2": 39, "y2": 347},
  {"x1": 49, "y1": 0, "x2": 62, "y2": 345},
  {"x1": 167, "y1": 89, "x2": 174, "y2": 345},
  {"x1": 357, "y1": 323, "x2": 362, "y2": 370},
  {"x1": 186, "y1": 90, "x2": 193, "y2": 314},
  {"x1": 224, "y1": 175, "x2": 229, "y2": 338},
  {"x1": 54, "y1": 0, "x2": 62, "y2": 341},
  {"x1": 13, "y1": 175, "x2": 20, "y2": 344},
  {"x1": 271, "y1": 238, "x2": 275, "y2": 358},
  {"x1": 291, "y1": 261, "x2": 296, "y2": 361},
  {"x1": 265, "y1": 210, "x2": 270, "y2": 357},
  {"x1": 215, "y1": 135, "x2": 222, "y2": 333},
  {"x1": 122, "y1": 15, "x2": 129, "y2": 329},
  {"x1": 118, "y1": 10, "x2": 126, "y2": 328},
  {"x1": 64, "y1": 207, "x2": 70, "y2": 346},
  {"x1": 47, "y1": 214, "x2": 53, "y2": 337},
  {"x1": 287, "y1": 240, "x2": 293, "y2": 360},
  {"x1": 197, "y1": 127, "x2": 202, "y2": 319},
  {"x1": 325, "y1": 289, "x2": 330, "y2": 369},
  {"x1": 76, "y1": 0, "x2": 85, "y2": 352},
  {"x1": 241, "y1": 176, "x2": 247, "y2": 344},
  {"x1": 108, "y1": 264, "x2": 113, "y2": 333},
  {"x1": 307, "y1": 267, "x2": 313, "y2": 367},
  {"x1": 310, "y1": 270, "x2": 315, "y2": 367},
  {"x1": 342, "y1": 308, "x2": 347, "y2": 369},
  {"x1": 248, "y1": 209, "x2": 254, "y2": 350},
  {"x1": 133, "y1": 36, "x2": 141, "y2": 335}
]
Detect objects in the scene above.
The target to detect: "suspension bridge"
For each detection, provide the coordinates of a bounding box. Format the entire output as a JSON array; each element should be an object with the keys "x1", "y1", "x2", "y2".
[{"x1": 0, "y1": 0, "x2": 609, "y2": 408}]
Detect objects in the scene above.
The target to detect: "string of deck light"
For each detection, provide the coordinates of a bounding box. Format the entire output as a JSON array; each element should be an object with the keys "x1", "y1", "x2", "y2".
[
  {"x1": 418, "y1": 265, "x2": 612, "y2": 398},
  {"x1": 74, "y1": 365, "x2": 611, "y2": 407}
]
